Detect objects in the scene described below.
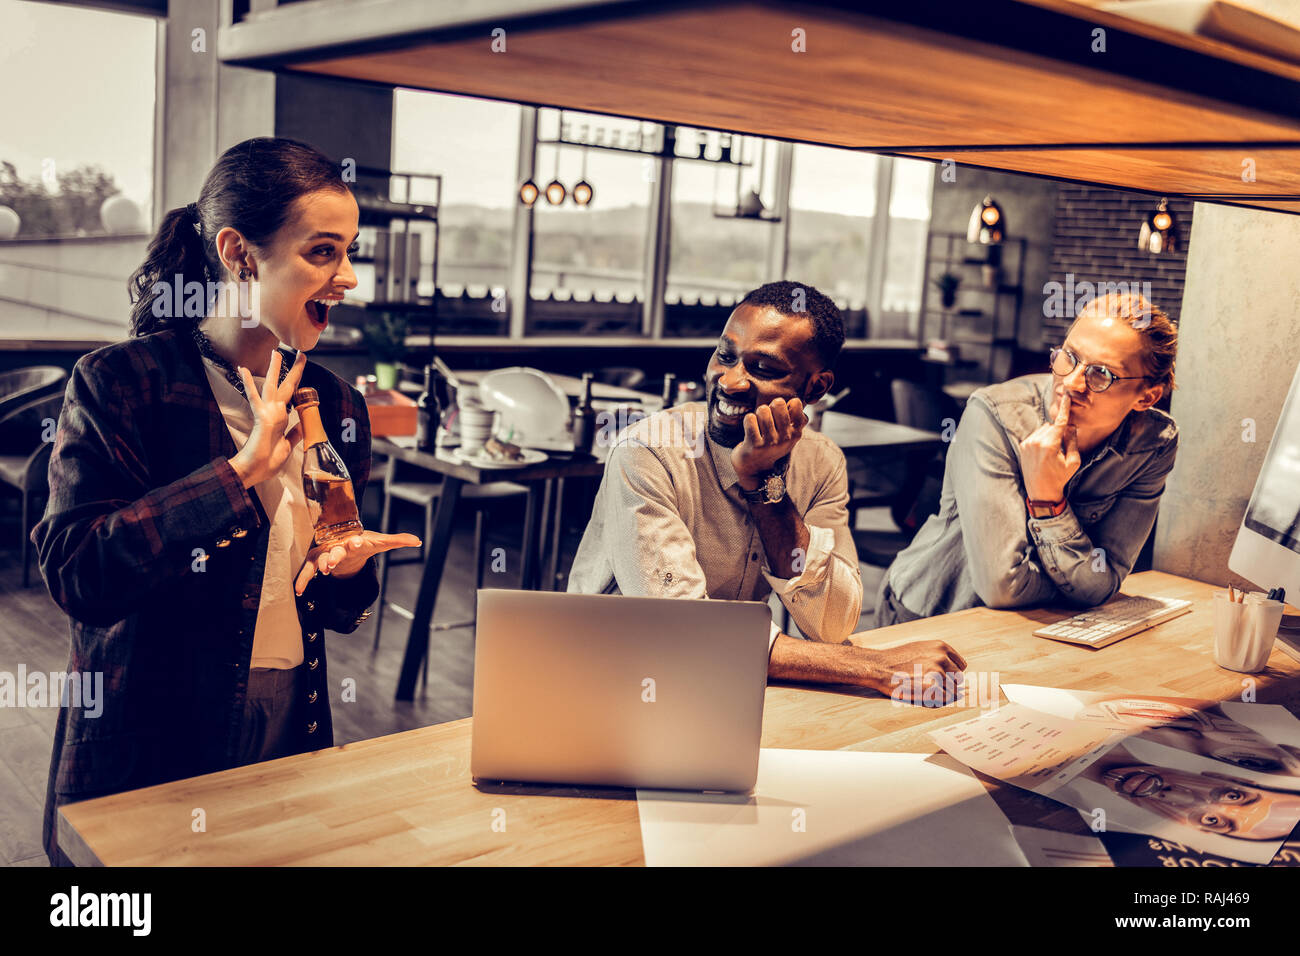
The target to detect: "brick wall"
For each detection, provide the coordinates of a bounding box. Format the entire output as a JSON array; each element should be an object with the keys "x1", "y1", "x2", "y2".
[{"x1": 1042, "y1": 185, "x2": 1193, "y2": 343}]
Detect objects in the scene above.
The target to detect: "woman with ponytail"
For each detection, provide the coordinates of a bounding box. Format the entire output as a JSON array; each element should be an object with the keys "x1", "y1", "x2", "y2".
[{"x1": 32, "y1": 137, "x2": 421, "y2": 865}]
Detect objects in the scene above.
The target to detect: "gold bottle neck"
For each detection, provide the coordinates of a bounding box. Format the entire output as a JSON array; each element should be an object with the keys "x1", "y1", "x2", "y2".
[{"x1": 296, "y1": 400, "x2": 329, "y2": 449}]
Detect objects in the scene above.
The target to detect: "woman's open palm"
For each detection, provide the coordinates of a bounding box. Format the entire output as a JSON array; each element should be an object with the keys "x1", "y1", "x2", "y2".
[{"x1": 295, "y1": 531, "x2": 422, "y2": 595}]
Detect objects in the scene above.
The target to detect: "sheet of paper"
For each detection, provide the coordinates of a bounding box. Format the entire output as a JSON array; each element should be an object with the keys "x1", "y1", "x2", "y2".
[
  {"x1": 1008, "y1": 825, "x2": 1112, "y2": 867},
  {"x1": 635, "y1": 749, "x2": 1029, "y2": 867},
  {"x1": 927, "y1": 703, "x2": 1119, "y2": 794}
]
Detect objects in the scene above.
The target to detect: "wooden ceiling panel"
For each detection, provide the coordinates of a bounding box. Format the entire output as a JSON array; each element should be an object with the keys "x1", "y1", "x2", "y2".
[
  {"x1": 222, "y1": 0, "x2": 1300, "y2": 212},
  {"x1": 899, "y1": 148, "x2": 1300, "y2": 201},
  {"x1": 289, "y1": 5, "x2": 1300, "y2": 148}
]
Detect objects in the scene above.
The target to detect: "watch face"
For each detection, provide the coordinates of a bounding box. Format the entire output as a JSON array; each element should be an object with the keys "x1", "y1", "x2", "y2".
[{"x1": 764, "y1": 473, "x2": 786, "y2": 502}]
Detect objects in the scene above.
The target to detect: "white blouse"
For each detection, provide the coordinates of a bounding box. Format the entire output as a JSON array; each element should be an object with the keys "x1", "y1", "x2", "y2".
[{"x1": 201, "y1": 357, "x2": 314, "y2": 670}]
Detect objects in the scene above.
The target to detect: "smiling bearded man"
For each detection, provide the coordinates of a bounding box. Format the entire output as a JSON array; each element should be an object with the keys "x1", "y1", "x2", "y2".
[{"x1": 567, "y1": 280, "x2": 967, "y2": 701}]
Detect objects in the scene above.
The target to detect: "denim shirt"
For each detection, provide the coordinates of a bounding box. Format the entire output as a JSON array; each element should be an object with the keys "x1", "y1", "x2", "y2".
[{"x1": 886, "y1": 373, "x2": 1178, "y2": 616}]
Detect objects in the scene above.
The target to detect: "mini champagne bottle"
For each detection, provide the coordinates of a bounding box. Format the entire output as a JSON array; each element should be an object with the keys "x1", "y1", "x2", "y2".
[{"x1": 293, "y1": 387, "x2": 364, "y2": 547}]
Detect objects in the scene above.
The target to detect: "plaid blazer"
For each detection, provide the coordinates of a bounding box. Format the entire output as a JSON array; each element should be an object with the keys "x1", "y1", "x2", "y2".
[{"x1": 32, "y1": 326, "x2": 380, "y2": 864}]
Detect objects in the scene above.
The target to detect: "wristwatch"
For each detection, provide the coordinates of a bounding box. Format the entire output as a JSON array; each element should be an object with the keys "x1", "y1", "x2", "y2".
[
  {"x1": 741, "y1": 467, "x2": 788, "y2": 505},
  {"x1": 1026, "y1": 496, "x2": 1067, "y2": 518}
]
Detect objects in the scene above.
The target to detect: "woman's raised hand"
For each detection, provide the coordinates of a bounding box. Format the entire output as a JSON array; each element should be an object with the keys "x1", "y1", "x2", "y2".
[{"x1": 228, "y1": 349, "x2": 309, "y2": 489}]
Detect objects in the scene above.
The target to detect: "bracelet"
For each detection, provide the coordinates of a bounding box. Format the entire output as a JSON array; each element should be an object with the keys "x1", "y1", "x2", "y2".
[{"x1": 1026, "y1": 496, "x2": 1068, "y2": 518}]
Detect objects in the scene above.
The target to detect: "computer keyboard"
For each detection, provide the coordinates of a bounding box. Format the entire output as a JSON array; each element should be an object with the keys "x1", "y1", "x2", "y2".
[{"x1": 1033, "y1": 594, "x2": 1193, "y2": 648}]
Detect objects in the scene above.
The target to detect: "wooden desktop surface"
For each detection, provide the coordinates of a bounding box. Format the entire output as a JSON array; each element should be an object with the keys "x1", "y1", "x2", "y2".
[{"x1": 58, "y1": 571, "x2": 1300, "y2": 866}]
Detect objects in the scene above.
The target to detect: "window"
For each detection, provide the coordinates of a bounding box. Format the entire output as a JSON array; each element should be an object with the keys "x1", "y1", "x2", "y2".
[
  {"x1": 391, "y1": 89, "x2": 522, "y2": 334},
  {"x1": 663, "y1": 128, "x2": 778, "y2": 337},
  {"x1": 787, "y1": 145, "x2": 879, "y2": 322},
  {"x1": 391, "y1": 100, "x2": 936, "y2": 343},
  {"x1": 0, "y1": 1, "x2": 156, "y2": 238},
  {"x1": 527, "y1": 109, "x2": 652, "y2": 335},
  {"x1": 880, "y1": 157, "x2": 935, "y2": 339},
  {"x1": 0, "y1": 0, "x2": 157, "y2": 343}
]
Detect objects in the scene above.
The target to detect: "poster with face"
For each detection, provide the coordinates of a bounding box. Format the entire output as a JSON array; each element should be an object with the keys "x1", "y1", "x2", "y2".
[
  {"x1": 1054, "y1": 740, "x2": 1300, "y2": 862},
  {"x1": 930, "y1": 698, "x2": 1300, "y2": 864},
  {"x1": 1001, "y1": 685, "x2": 1300, "y2": 789}
]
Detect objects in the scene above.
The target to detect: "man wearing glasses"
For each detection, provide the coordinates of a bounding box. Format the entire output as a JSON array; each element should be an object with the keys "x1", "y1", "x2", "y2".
[{"x1": 876, "y1": 291, "x2": 1179, "y2": 625}]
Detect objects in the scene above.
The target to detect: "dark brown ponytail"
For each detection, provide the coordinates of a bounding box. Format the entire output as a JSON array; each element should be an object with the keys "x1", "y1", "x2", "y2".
[{"x1": 127, "y1": 205, "x2": 212, "y2": 336}]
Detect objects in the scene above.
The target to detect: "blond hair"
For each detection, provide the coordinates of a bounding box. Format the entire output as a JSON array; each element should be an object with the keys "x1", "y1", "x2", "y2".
[{"x1": 1073, "y1": 291, "x2": 1178, "y2": 398}]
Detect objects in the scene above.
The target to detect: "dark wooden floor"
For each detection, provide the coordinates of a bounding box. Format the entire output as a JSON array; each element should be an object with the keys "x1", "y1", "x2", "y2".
[{"x1": 0, "y1": 474, "x2": 886, "y2": 866}]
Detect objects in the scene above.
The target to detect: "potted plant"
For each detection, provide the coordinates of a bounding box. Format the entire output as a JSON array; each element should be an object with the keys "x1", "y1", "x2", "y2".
[
  {"x1": 361, "y1": 313, "x2": 409, "y2": 390},
  {"x1": 933, "y1": 272, "x2": 962, "y2": 310}
]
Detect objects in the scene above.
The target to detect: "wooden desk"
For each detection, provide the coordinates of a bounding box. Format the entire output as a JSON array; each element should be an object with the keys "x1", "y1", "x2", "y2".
[
  {"x1": 58, "y1": 571, "x2": 1300, "y2": 866},
  {"x1": 372, "y1": 436, "x2": 606, "y2": 700}
]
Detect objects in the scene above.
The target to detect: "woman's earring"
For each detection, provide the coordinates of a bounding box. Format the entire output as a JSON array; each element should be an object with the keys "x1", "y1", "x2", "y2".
[{"x1": 238, "y1": 268, "x2": 251, "y2": 280}]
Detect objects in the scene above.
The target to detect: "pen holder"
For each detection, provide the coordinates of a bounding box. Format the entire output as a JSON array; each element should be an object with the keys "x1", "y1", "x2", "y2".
[{"x1": 1212, "y1": 591, "x2": 1283, "y2": 673}]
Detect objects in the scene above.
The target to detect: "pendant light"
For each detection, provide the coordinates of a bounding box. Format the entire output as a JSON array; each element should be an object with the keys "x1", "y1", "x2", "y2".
[
  {"x1": 544, "y1": 147, "x2": 566, "y2": 206},
  {"x1": 1138, "y1": 198, "x2": 1177, "y2": 254},
  {"x1": 572, "y1": 146, "x2": 593, "y2": 206},
  {"x1": 968, "y1": 195, "x2": 1005, "y2": 244}
]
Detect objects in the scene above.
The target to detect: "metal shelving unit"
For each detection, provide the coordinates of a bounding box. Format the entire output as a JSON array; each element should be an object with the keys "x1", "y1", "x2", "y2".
[{"x1": 917, "y1": 232, "x2": 1026, "y2": 387}]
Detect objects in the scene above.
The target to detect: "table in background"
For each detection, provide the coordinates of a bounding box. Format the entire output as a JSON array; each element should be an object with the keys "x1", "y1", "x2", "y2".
[
  {"x1": 814, "y1": 410, "x2": 945, "y2": 525},
  {"x1": 396, "y1": 369, "x2": 658, "y2": 406},
  {"x1": 816, "y1": 410, "x2": 944, "y2": 461},
  {"x1": 371, "y1": 436, "x2": 605, "y2": 700},
  {"x1": 57, "y1": 572, "x2": 1300, "y2": 866}
]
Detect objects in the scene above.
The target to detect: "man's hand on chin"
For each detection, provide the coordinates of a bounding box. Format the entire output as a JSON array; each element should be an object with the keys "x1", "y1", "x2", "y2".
[{"x1": 732, "y1": 396, "x2": 806, "y2": 487}]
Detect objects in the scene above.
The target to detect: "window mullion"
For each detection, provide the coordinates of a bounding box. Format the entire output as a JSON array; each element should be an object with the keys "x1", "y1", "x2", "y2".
[
  {"x1": 508, "y1": 107, "x2": 537, "y2": 339},
  {"x1": 865, "y1": 157, "x2": 894, "y2": 337}
]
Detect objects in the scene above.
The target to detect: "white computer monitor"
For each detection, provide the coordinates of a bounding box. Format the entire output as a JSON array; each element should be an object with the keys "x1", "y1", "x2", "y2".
[{"x1": 1229, "y1": 354, "x2": 1300, "y2": 660}]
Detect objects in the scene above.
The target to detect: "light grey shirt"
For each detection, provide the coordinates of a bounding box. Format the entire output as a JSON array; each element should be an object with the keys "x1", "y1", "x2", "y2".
[
  {"x1": 567, "y1": 401, "x2": 864, "y2": 648},
  {"x1": 887, "y1": 373, "x2": 1179, "y2": 616}
]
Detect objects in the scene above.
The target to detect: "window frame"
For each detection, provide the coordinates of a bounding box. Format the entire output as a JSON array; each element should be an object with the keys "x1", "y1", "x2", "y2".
[{"x1": 497, "y1": 108, "x2": 932, "y2": 344}]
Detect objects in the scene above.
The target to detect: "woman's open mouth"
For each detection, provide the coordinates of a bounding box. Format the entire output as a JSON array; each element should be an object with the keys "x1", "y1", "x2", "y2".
[{"x1": 307, "y1": 297, "x2": 339, "y2": 330}]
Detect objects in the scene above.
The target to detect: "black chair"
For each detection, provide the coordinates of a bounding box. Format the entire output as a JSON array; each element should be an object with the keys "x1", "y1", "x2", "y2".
[
  {"x1": 0, "y1": 391, "x2": 65, "y2": 586},
  {"x1": 849, "y1": 380, "x2": 956, "y2": 568},
  {"x1": 891, "y1": 378, "x2": 960, "y2": 434},
  {"x1": 0, "y1": 366, "x2": 66, "y2": 417},
  {"x1": 371, "y1": 455, "x2": 527, "y2": 683}
]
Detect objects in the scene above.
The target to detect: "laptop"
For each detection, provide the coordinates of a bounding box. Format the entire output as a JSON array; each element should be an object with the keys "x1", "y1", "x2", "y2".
[{"x1": 471, "y1": 590, "x2": 772, "y2": 792}]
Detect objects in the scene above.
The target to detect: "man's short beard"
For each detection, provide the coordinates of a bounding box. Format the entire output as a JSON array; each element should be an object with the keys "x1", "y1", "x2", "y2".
[
  {"x1": 707, "y1": 418, "x2": 744, "y2": 448},
  {"x1": 706, "y1": 391, "x2": 745, "y2": 447}
]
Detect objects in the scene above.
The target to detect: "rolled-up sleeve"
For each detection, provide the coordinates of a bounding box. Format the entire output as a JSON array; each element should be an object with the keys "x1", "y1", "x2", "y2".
[
  {"x1": 949, "y1": 397, "x2": 1060, "y2": 609},
  {"x1": 760, "y1": 453, "x2": 862, "y2": 643},
  {"x1": 1028, "y1": 434, "x2": 1178, "y2": 607},
  {"x1": 951, "y1": 396, "x2": 1178, "y2": 609}
]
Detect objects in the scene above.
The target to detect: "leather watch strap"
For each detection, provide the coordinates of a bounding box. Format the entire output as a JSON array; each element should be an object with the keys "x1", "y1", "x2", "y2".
[{"x1": 1026, "y1": 496, "x2": 1067, "y2": 518}]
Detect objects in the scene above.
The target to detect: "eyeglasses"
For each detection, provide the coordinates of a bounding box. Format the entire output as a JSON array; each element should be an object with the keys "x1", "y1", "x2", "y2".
[{"x1": 1049, "y1": 346, "x2": 1149, "y2": 393}]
